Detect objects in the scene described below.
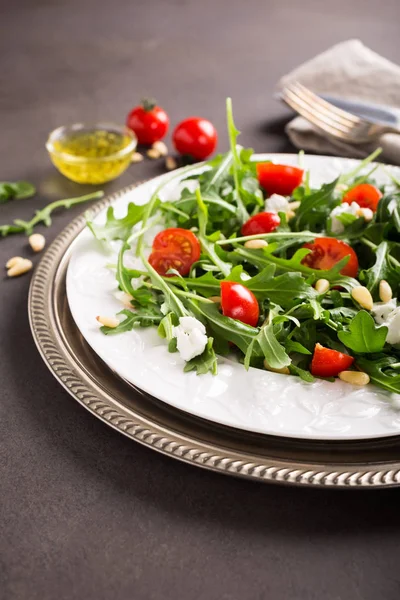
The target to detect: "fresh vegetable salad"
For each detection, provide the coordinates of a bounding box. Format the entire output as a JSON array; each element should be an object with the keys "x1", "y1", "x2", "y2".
[{"x1": 88, "y1": 99, "x2": 400, "y2": 396}]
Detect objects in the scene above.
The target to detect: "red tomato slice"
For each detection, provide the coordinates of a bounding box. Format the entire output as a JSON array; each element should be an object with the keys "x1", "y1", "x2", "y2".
[
  {"x1": 302, "y1": 237, "x2": 359, "y2": 277},
  {"x1": 256, "y1": 163, "x2": 304, "y2": 196},
  {"x1": 220, "y1": 281, "x2": 259, "y2": 327},
  {"x1": 310, "y1": 343, "x2": 354, "y2": 377},
  {"x1": 241, "y1": 212, "x2": 280, "y2": 236},
  {"x1": 149, "y1": 228, "x2": 201, "y2": 276},
  {"x1": 342, "y1": 183, "x2": 382, "y2": 212}
]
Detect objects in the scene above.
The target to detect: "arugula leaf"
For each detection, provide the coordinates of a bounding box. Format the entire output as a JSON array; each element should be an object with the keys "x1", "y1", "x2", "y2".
[
  {"x1": 257, "y1": 323, "x2": 291, "y2": 369},
  {"x1": 100, "y1": 308, "x2": 163, "y2": 335},
  {"x1": 245, "y1": 324, "x2": 291, "y2": 370},
  {"x1": 233, "y1": 245, "x2": 358, "y2": 288},
  {"x1": 166, "y1": 265, "x2": 249, "y2": 298},
  {"x1": 88, "y1": 202, "x2": 146, "y2": 242},
  {"x1": 285, "y1": 340, "x2": 312, "y2": 355},
  {"x1": 168, "y1": 265, "x2": 316, "y2": 311},
  {"x1": 184, "y1": 337, "x2": 218, "y2": 375},
  {"x1": 0, "y1": 181, "x2": 36, "y2": 204},
  {"x1": 1, "y1": 191, "x2": 103, "y2": 237},
  {"x1": 167, "y1": 270, "x2": 222, "y2": 297},
  {"x1": 159, "y1": 202, "x2": 190, "y2": 222},
  {"x1": 217, "y1": 230, "x2": 318, "y2": 247},
  {"x1": 187, "y1": 300, "x2": 258, "y2": 355},
  {"x1": 175, "y1": 190, "x2": 238, "y2": 216},
  {"x1": 292, "y1": 179, "x2": 339, "y2": 232},
  {"x1": 289, "y1": 363, "x2": 315, "y2": 382},
  {"x1": 226, "y1": 97, "x2": 249, "y2": 222},
  {"x1": 291, "y1": 319, "x2": 316, "y2": 352},
  {"x1": 359, "y1": 241, "x2": 400, "y2": 298},
  {"x1": 330, "y1": 290, "x2": 344, "y2": 307},
  {"x1": 336, "y1": 212, "x2": 358, "y2": 227},
  {"x1": 135, "y1": 164, "x2": 196, "y2": 256},
  {"x1": 338, "y1": 148, "x2": 382, "y2": 185},
  {"x1": 202, "y1": 151, "x2": 233, "y2": 193},
  {"x1": 245, "y1": 269, "x2": 318, "y2": 309},
  {"x1": 338, "y1": 310, "x2": 388, "y2": 353},
  {"x1": 116, "y1": 243, "x2": 136, "y2": 297},
  {"x1": 158, "y1": 312, "x2": 180, "y2": 352},
  {"x1": 158, "y1": 312, "x2": 178, "y2": 340},
  {"x1": 376, "y1": 193, "x2": 400, "y2": 224},
  {"x1": 141, "y1": 252, "x2": 188, "y2": 318},
  {"x1": 116, "y1": 244, "x2": 156, "y2": 308},
  {"x1": 356, "y1": 355, "x2": 400, "y2": 394},
  {"x1": 328, "y1": 306, "x2": 358, "y2": 323},
  {"x1": 196, "y1": 188, "x2": 232, "y2": 276},
  {"x1": 130, "y1": 286, "x2": 157, "y2": 308},
  {"x1": 0, "y1": 224, "x2": 25, "y2": 236},
  {"x1": 392, "y1": 203, "x2": 400, "y2": 234}
]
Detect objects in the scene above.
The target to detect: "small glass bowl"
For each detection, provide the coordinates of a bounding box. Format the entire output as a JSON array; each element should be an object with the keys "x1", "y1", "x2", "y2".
[{"x1": 46, "y1": 123, "x2": 137, "y2": 184}]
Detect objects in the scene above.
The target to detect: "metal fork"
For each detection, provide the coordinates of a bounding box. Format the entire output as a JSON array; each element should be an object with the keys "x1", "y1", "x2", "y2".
[{"x1": 281, "y1": 82, "x2": 400, "y2": 144}]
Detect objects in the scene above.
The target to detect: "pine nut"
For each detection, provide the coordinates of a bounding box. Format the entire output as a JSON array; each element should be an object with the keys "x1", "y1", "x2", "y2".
[
  {"x1": 131, "y1": 152, "x2": 144, "y2": 163},
  {"x1": 339, "y1": 370, "x2": 370, "y2": 386},
  {"x1": 7, "y1": 258, "x2": 33, "y2": 277},
  {"x1": 6, "y1": 256, "x2": 23, "y2": 269},
  {"x1": 263, "y1": 359, "x2": 290, "y2": 375},
  {"x1": 115, "y1": 291, "x2": 133, "y2": 307},
  {"x1": 357, "y1": 207, "x2": 374, "y2": 222},
  {"x1": 29, "y1": 233, "x2": 46, "y2": 252},
  {"x1": 315, "y1": 278, "x2": 330, "y2": 294},
  {"x1": 96, "y1": 315, "x2": 119, "y2": 328},
  {"x1": 165, "y1": 156, "x2": 178, "y2": 171},
  {"x1": 351, "y1": 286, "x2": 373, "y2": 311},
  {"x1": 146, "y1": 148, "x2": 161, "y2": 160},
  {"x1": 244, "y1": 239, "x2": 268, "y2": 249},
  {"x1": 286, "y1": 210, "x2": 296, "y2": 220},
  {"x1": 209, "y1": 296, "x2": 221, "y2": 303},
  {"x1": 287, "y1": 201, "x2": 301, "y2": 210},
  {"x1": 379, "y1": 280, "x2": 392, "y2": 303},
  {"x1": 152, "y1": 141, "x2": 168, "y2": 156}
]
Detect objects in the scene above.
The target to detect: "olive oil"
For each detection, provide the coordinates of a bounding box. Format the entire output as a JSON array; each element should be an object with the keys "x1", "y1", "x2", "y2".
[{"x1": 47, "y1": 127, "x2": 136, "y2": 184}]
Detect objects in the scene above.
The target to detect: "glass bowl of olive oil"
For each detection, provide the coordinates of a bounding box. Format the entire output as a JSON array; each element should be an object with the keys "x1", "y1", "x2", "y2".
[{"x1": 46, "y1": 123, "x2": 137, "y2": 184}]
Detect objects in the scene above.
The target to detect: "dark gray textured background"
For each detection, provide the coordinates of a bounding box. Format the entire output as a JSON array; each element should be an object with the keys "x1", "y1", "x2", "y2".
[{"x1": 2, "y1": 1, "x2": 400, "y2": 598}]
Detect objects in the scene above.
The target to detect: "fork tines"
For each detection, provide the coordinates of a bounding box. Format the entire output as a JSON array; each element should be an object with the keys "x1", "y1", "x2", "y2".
[{"x1": 282, "y1": 81, "x2": 364, "y2": 142}]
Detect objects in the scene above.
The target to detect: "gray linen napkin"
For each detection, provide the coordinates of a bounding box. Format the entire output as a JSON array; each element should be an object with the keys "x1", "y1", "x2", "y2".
[{"x1": 278, "y1": 40, "x2": 400, "y2": 164}]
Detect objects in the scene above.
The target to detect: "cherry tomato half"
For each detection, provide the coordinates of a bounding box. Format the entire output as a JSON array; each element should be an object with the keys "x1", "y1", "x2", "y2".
[
  {"x1": 148, "y1": 228, "x2": 201, "y2": 276},
  {"x1": 310, "y1": 343, "x2": 354, "y2": 378},
  {"x1": 302, "y1": 237, "x2": 359, "y2": 278},
  {"x1": 241, "y1": 212, "x2": 280, "y2": 236},
  {"x1": 126, "y1": 99, "x2": 169, "y2": 145},
  {"x1": 172, "y1": 117, "x2": 217, "y2": 160},
  {"x1": 342, "y1": 183, "x2": 382, "y2": 212},
  {"x1": 220, "y1": 281, "x2": 259, "y2": 327},
  {"x1": 256, "y1": 163, "x2": 304, "y2": 196}
]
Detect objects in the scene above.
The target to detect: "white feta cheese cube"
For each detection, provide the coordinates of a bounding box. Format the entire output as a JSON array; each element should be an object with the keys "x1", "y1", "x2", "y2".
[
  {"x1": 172, "y1": 316, "x2": 208, "y2": 361},
  {"x1": 329, "y1": 201, "x2": 360, "y2": 234},
  {"x1": 265, "y1": 194, "x2": 289, "y2": 214}
]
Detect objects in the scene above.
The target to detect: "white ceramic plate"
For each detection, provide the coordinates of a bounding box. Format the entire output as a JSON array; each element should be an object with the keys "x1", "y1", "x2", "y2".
[{"x1": 67, "y1": 154, "x2": 400, "y2": 440}]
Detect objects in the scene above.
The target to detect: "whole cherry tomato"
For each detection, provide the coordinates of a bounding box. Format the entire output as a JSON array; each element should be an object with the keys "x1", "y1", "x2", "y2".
[
  {"x1": 256, "y1": 163, "x2": 304, "y2": 196},
  {"x1": 126, "y1": 99, "x2": 169, "y2": 145},
  {"x1": 241, "y1": 212, "x2": 280, "y2": 236},
  {"x1": 342, "y1": 183, "x2": 382, "y2": 212},
  {"x1": 302, "y1": 237, "x2": 359, "y2": 278},
  {"x1": 172, "y1": 117, "x2": 217, "y2": 160},
  {"x1": 220, "y1": 281, "x2": 259, "y2": 327},
  {"x1": 148, "y1": 228, "x2": 201, "y2": 276},
  {"x1": 310, "y1": 343, "x2": 354, "y2": 377}
]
